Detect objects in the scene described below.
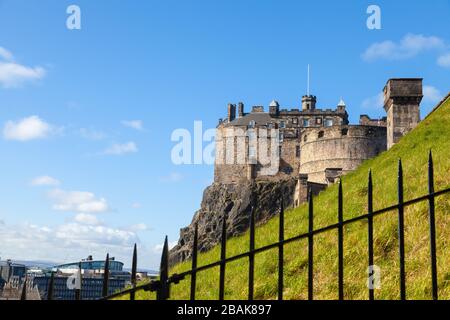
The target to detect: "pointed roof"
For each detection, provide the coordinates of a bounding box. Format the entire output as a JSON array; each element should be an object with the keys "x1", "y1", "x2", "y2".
[
  {"x1": 338, "y1": 98, "x2": 346, "y2": 107},
  {"x1": 269, "y1": 100, "x2": 279, "y2": 107}
]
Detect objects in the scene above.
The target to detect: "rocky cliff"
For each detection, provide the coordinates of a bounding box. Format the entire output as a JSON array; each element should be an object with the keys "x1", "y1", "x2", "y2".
[{"x1": 169, "y1": 178, "x2": 297, "y2": 265}]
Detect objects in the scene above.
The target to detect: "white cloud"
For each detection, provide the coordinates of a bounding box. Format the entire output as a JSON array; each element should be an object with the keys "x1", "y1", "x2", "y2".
[
  {"x1": 3, "y1": 115, "x2": 53, "y2": 141},
  {"x1": 79, "y1": 128, "x2": 107, "y2": 140},
  {"x1": 31, "y1": 176, "x2": 60, "y2": 187},
  {"x1": 361, "y1": 92, "x2": 384, "y2": 110},
  {"x1": 160, "y1": 172, "x2": 183, "y2": 183},
  {"x1": 0, "y1": 220, "x2": 160, "y2": 269},
  {"x1": 152, "y1": 241, "x2": 177, "y2": 254},
  {"x1": 0, "y1": 47, "x2": 14, "y2": 61},
  {"x1": 74, "y1": 213, "x2": 102, "y2": 225},
  {"x1": 437, "y1": 53, "x2": 450, "y2": 68},
  {"x1": 362, "y1": 34, "x2": 445, "y2": 62},
  {"x1": 0, "y1": 63, "x2": 45, "y2": 88},
  {"x1": 122, "y1": 120, "x2": 144, "y2": 131},
  {"x1": 103, "y1": 141, "x2": 138, "y2": 155},
  {"x1": 0, "y1": 47, "x2": 46, "y2": 88},
  {"x1": 0, "y1": 221, "x2": 139, "y2": 259},
  {"x1": 423, "y1": 85, "x2": 443, "y2": 104},
  {"x1": 0, "y1": 47, "x2": 47, "y2": 88},
  {"x1": 48, "y1": 189, "x2": 109, "y2": 214}
]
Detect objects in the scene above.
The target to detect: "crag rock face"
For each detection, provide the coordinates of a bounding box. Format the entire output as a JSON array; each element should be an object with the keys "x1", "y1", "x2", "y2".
[{"x1": 169, "y1": 178, "x2": 297, "y2": 266}]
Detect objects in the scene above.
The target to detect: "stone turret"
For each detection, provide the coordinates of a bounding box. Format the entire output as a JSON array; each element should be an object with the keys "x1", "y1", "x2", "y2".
[
  {"x1": 383, "y1": 78, "x2": 423, "y2": 149},
  {"x1": 302, "y1": 95, "x2": 316, "y2": 111},
  {"x1": 269, "y1": 100, "x2": 279, "y2": 116}
]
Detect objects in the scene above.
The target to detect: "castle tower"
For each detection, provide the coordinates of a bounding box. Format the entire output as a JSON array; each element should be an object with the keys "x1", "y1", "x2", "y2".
[
  {"x1": 302, "y1": 95, "x2": 317, "y2": 111},
  {"x1": 269, "y1": 100, "x2": 279, "y2": 116},
  {"x1": 383, "y1": 78, "x2": 423, "y2": 149},
  {"x1": 337, "y1": 98, "x2": 346, "y2": 112}
]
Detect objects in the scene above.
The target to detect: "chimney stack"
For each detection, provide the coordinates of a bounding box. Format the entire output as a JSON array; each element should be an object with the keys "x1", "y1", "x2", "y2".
[
  {"x1": 227, "y1": 103, "x2": 236, "y2": 122},
  {"x1": 238, "y1": 102, "x2": 244, "y2": 117}
]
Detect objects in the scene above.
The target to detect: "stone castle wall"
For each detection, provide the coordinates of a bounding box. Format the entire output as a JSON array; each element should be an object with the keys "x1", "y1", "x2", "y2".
[
  {"x1": 214, "y1": 127, "x2": 280, "y2": 184},
  {"x1": 299, "y1": 125, "x2": 387, "y2": 184}
]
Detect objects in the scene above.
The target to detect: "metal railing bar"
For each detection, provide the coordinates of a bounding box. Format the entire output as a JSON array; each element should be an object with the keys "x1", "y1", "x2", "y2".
[{"x1": 102, "y1": 186, "x2": 450, "y2": 300}]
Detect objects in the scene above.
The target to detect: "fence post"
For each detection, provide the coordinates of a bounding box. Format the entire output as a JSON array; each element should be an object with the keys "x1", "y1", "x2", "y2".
[
  {"x1": 308, "y1": 189, "x2": 314, "y2": 301},
  {"x1": 398, "y1": 159, "x2": 406, "y2": 300},
  {"x1": 75, "y1": 262, "x2": 82, "y2": 300},
  {"x1": 190, "y1": 223, "x2": 199, "y2": 301},
  {"x1": 338, "y1": 180, "x2": 344, "y2": 300},
  {"x1": 219, "y1": 213, "x2": 227, "y2": 300},
  {"x1": 102, "y1": 253, "x2": 110, "y2": 298},
  {"x1": 367, "y1": 170, "x2": 374, "y2": 301},
  {"x1": 156, "y1": 236, "x2": 170, "y2": 300},
  {"x1": 278, "y1": 197, "x2": 284, "y2": 301},
  {"x1": 248, "y1": 204, "x2": 256, "y2": 300},
  {"x1": 47, "y1": 271, "x2": 54, "y2": 301},
  {"x1": 130, "y1": 244, "x2": 137, "y2": 301},
  {"x1": 428, "y1": 151, "x2": 438, "y2": 300},
  {"x1": 20, "y1": 277, "x2": 27, "y2": 301}
]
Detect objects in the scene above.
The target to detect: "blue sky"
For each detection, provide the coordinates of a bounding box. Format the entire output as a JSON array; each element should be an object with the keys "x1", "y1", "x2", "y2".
[{"x1": 0, "y1": 0, "x2": 449, "y2": 269}]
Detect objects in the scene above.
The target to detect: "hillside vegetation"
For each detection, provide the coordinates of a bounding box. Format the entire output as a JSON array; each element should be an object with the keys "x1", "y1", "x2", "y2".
[{"x1": 134, "y1": 95, "x2": 450, "y2": 300}]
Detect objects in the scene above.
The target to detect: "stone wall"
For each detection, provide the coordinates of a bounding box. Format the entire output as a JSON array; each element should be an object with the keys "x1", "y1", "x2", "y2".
[
  {"x1": 214, "y1": 126, "x2": 280, "y2": 184},
  {"x1": 360, "y1": 115, "x2": 387, "y2": 127},
  {"x1": 384, "y1": 79, "x2": 423, "y2": 149},
  {"x1": 299, "y1": 125, "x2": 387, "y2": 184},
  {"x1": 294, "y1": 175, "x2": 327, "y2": 206}
]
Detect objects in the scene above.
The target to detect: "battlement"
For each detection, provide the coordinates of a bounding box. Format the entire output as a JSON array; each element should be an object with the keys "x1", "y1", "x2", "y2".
[
  {"x1": 360, "y1": 114, "x2": 387, "y2": 127},
  {"x1": 383, "y1": 78, "x2": 423, "y2": 106}
]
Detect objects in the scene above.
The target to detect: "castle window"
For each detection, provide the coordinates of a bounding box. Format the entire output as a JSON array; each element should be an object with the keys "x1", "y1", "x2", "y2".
[
  {"x1": 292, "y1": 118, "x2": 298, "y2": 125},
  {"x1": 318, "y1": 131, "x2": 324, "y2": 139},
  {"x1": 316, "y1": 117, "x2": 322, "y2": 125},
  {"x1": 296, "y1": 146, "x2": 300, "y2": 158},
  {"x1": 325, "y1": 119, "x2": 333, "y2": 127},
  {"x1": 341, "y1": 128, "x2": 348, "y2": 136},
  {"x1": 279, "y1": 132, "x2": 284, "y2": 142},
  {"x1": 248, "y1": 120, "x2": 256, "y2": 128},
  {"x1": 304, "y1": 135, "x2": 308, "y2": 142},
  {"x1": 303, "y1": 119, "x2": 309, "y2": 127},
  {"x1": 280, "y1": 121, "x2": 286, "y2": 128},
  {"x1": 267, "y1": 123, "x2": 273, "y2": 129}
]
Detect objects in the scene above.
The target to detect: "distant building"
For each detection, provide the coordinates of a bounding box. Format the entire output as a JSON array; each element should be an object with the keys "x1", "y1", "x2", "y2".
[
  {"x1": 32, "y1": 255, "x2": 130, "y2": 300},
  {"x1": 0, "y1": 260, "x2": 26, "y2": 289},
  {"x1": 0, "y1": 260, "x2": 41, "y2": 300}
]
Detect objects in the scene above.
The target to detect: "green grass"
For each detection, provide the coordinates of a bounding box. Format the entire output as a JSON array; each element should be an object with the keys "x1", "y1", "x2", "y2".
[{"x1": 128, "y1": 96, "x2": 450, "y2": 300}]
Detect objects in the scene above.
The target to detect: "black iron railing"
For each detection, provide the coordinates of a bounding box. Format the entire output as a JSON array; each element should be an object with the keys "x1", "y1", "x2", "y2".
[{"x1": 29, "y1": 151, "x2": 450, "y2": 301}]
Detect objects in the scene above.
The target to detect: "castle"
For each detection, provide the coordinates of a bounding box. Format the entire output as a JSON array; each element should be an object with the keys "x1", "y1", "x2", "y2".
[
  {"x1": 214, "y1": 78, "x2": 423, "y2": 206},
  {"x1": 170, "y1": 78, "x2": 425, "y2": 264}
]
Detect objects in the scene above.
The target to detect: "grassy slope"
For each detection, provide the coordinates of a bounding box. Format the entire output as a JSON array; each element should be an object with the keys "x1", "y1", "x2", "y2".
[{"x1": 136, "y1": 96, "x2": 450, "y2": 300}]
